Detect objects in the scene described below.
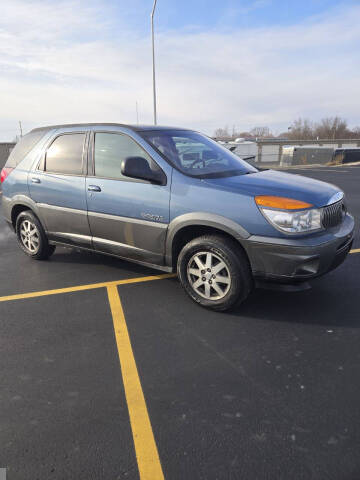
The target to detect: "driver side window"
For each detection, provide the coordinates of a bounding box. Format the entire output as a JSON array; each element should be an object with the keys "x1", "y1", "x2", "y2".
[{"x1": 94, "y1": 132, "x2": 154, "y2": 180}]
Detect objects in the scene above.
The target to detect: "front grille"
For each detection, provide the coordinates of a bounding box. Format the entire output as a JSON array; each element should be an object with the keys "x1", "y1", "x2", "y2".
[{"x1": 322, "y1": 200, "x2": 345, "y2": 228}]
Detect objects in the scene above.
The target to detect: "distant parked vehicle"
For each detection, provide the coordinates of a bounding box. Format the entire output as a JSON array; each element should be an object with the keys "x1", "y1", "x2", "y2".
[
  {"x1": 281, "y1": 146, "x2": 360, "y2": 167},
  {"x1": 332, "y1": 148, "x2": 360, "y2": 165},
  {"x1": 223, "y1": 140, "x2": 258, "y2": 161},
  {"x1": 280, "y1": 146, "x2": 334, "y2": 167},
  {"x1": 1, "y1": 124, "x2": 354, "y2": 310}
]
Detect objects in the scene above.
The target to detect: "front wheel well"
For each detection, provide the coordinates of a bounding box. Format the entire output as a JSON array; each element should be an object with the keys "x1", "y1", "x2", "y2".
[
  {"x1": 11, "y1": 204, "x2": 31, "y2": 228},
  {"x1": 170, "y1": 225, "x2": 248, "y2": 269}
]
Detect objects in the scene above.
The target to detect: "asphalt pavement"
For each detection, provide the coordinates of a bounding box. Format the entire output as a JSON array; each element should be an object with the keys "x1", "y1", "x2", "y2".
[{"x1": 0, "y1": 164, "x2": 359, "y2": 480}]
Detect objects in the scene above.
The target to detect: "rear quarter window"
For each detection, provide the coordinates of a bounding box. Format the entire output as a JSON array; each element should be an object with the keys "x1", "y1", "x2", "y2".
[{"x1": 5, "y1": 130, "x2": 47, "y2": 168}]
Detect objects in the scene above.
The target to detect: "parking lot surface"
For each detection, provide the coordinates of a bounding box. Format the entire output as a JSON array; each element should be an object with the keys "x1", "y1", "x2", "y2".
[{"x1": 0, "y1": 165, "x2": 359, "y2": 480}]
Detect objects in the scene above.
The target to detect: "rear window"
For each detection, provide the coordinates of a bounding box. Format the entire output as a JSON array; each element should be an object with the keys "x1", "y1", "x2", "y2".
[{"x1": 5, "y1": 130, "x2": 47, "y2": 167}]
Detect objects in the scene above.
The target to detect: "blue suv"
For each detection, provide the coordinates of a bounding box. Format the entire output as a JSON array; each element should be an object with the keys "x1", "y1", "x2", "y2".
[{"x1": 1, "y1": 124, "x2": 354, "y2": 310}]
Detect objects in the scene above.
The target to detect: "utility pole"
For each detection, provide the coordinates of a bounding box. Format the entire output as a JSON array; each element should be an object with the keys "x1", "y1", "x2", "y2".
[
  {"x1": 19, "y1": 121, "x2": 23, "y2": 138},
  {"x1": 151, "y1": 0, "x2": 158, "y2": 125}
]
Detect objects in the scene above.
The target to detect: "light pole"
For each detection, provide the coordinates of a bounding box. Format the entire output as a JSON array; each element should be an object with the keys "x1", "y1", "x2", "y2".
[{"x1": 151, "y1": 0, "x2": 158, "y2": 125}]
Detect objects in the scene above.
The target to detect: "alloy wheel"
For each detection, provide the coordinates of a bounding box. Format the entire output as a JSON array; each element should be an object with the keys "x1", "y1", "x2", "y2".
[
  {"x1": 187, "y1": 251, "x2": 231, "y2": 300},
  {"x1": 20, "y1": 220, "x2": 40, "y2": 254}
]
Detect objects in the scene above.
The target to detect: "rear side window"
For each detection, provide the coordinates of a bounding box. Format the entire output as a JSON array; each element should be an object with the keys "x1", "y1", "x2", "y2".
[
  {"x1": 94, "y1": 132, "x2": 154, "y2": 180},
  {"x1": 45, "y1": 134, "x2": 85, "y2": 175},
  {"x1": 5, "y1": 130, "x2": 47, "y2": 167}
]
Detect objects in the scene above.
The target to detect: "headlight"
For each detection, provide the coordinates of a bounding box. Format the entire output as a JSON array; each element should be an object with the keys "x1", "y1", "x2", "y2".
[
  {"x1": 260, "y1": 207, "x2": 322, "y2": 233},
  {"x1": 255, "y1": 195, "x2": 322, "y2": 234}
]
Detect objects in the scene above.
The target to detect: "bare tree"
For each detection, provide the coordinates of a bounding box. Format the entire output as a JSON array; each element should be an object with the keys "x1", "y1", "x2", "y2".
[
  {"x1": 213, "y1": 126, "x2": 231, "y2": 140},
  {"x1": 287, "y1": 118, "x2": 315, "y2": 140},
  {"x1": 214, "y1": 117, "x2": 360, "y2": 141},
  {"x1": 236, "y1": 131, "x2": 253, "y2": 139},
  {"x1": 351, "y1": 126, "x2": 360, "y2": 138},
  {"x1": 287, "y1": 116, "x2": 356, "y2": 140},
  {"x1": 250, "y1": 126, "x2": 271, "y2": 138},
  {"x1": 315, "y1": 117, "x2": 349, "y2": 139},
  {"x1": 277, "y1": 131, "x2": 291, "y2": 139}
]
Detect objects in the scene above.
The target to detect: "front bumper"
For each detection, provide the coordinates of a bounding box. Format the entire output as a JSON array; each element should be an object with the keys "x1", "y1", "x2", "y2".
[{"x1": 242, "y1": 213, "x2": 354, "y2": 283}]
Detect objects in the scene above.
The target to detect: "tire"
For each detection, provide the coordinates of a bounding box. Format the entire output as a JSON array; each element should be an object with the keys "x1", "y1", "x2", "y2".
[
  {"x1": 177, "y1": 234, "x2": 252, "y2": 311},
  {"x1": 16, "y1": 211, "x2": 56, "y2": 260}
]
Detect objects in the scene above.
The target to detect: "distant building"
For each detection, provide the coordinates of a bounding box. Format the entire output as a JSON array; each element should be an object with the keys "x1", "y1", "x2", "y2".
[{"x1": 0, "y1": 143, "x2": 16, "y2": 169}]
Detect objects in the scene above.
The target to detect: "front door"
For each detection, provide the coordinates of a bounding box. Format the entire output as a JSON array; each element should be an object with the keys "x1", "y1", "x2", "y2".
[
  {"x1": 29, "y1": 132, "x2": 91, "y2": 247},
  {"x1": 86, "y1": 131, "x2": 170, "y2": 266}
]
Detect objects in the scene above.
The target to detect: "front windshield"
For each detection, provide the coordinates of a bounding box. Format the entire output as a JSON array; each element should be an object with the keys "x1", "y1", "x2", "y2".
[{"x1": 140, "y1": 129, "x2": 258, "y2": 178}]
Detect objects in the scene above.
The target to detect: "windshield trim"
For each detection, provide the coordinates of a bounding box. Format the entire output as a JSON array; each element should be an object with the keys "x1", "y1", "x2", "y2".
[{"x1": 138, "y1": 129, "x2": 258, "y2": 179}]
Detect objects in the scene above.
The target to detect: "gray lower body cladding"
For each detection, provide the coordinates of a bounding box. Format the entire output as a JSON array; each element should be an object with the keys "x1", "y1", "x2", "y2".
[
  {"x1": 3, "y1": 195, "x2": 355, "y2": 282},
  {"x1": 242, "y1": 214, "x2": 354, "y2": 283}
]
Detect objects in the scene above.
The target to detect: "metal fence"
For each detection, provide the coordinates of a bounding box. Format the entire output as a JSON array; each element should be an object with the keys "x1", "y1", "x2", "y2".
[
  {"x1": 256, "y1": 139, "x2": 360, "y2": 167},
  {"x1": 0, "y1": 143, "x2": 16, "y2": 169}
]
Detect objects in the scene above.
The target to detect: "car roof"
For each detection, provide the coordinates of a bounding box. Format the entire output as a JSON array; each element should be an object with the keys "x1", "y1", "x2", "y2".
[{"x1": 30, "y1": 123, "x2": 192, "y2": 134}]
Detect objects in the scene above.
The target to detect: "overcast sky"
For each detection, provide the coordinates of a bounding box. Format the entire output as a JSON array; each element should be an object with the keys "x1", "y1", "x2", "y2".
[{"x1": 1, "y1": 0, "x2": 359, "y2": 140}]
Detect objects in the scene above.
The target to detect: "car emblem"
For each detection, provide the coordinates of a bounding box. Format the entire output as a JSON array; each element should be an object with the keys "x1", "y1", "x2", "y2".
[{"x1": 141, "y1": 212, "x2": 164, "y2": 222}]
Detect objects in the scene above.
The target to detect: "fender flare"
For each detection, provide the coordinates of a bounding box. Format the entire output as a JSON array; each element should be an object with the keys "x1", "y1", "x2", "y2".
[
  {"x1": 7, "y1": 195, "x2": 46, "y2": 229},
  {"x1": 165, "y1": 212, "x2": 250, "y2": 267}
]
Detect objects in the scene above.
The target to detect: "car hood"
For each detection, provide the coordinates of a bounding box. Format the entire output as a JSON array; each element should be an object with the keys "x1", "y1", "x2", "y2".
[{"x1": 203, "y1": 169, "x2": 341, "y2": 208}]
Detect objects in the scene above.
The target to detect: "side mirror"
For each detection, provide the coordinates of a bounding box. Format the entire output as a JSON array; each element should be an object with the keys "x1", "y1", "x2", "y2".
[{"x1": 121, "y1": 156, "x2": 166, "y2": 185}]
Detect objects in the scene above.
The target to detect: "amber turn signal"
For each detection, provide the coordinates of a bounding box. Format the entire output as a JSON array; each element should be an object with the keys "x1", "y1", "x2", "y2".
[{"x1": 255, "y1": 195, "x2": 313, "y2": 210}]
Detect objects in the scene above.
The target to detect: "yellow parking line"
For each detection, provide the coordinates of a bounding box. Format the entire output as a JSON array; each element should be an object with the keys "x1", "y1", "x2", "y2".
[
  {"x1": 0, "y1": 273, "x2": 176, "y2": 303},
  {"x1": 107, "y1": 285, "x2": 164, "y2": 480},
  {"x1": 350, "y1": 248, "x2": 360, "y2": 254}
]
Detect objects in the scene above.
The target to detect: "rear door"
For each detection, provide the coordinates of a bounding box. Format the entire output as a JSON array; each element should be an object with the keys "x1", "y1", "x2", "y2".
[
  {"x1": 29, "y1": 131, "x2": 92, "y2": 247},
  {"x1": 86, "y1": 130, "x2": 170, "y2": 266}
]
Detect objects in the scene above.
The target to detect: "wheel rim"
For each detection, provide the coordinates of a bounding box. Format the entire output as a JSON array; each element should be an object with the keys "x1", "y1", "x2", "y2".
[
  {"x1": 20, "y1": 220, "x2": 40, "y2": 254},
  {"x1": 187, "y1": 251, "x2": 231, "y2": 300}
]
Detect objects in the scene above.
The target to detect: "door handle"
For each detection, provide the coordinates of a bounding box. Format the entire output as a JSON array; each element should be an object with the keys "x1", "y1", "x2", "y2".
[
  {"x1": 88, "y1": 185, "x2": 101, "y2": 192},
  {"x1": 31, "y1": 177, "x2": 41, "y2": 184}
]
